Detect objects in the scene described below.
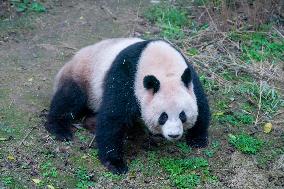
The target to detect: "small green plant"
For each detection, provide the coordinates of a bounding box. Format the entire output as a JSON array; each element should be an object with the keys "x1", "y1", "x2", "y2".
[
  {"x1": 75, "y1": 167, "x2": 95, "y2": 189},
  {"x1": 144, "y1": 3, "x2": 189, "y2": 39},
  {"x1": 102, "y1": 172, "x2": 122, "y2": 181},
  {"x1": 236, "y1": 82, "x2": 284, "y2": 115},
  {"x1": 174, "y1": 174, "x2": 200, "y2": 189},
  {"x1": 75, "y1": 131, "x2": 88, "y2": 142},
  {"x1": 2, "y1": 176, "x2": 14, "y2": 186},
  {"x1": 229, "y1": 31, "x2": 284, "y2": 63},
  {"x1": 203, "y1": 149, "x2": 214, "y2": 158},
  {"x1": 217, "y1": 114, "x2": 238, "y2": 126},
  {"x1": 187, "y1": 48, "x2": 199, "y2": 56},
  {"x1": 228, "y1": 134, "x2": 263, "y2": 154},
  {"x1": 40, "y1": 161, "x2": 58, "y2": 178},
  {"x1": 199, "y1": 75, "x2": 218, "y2": 93},
  {"x1": 11, "y1": 0, "x2": 46, "y2": 13},
  {"x1": 235, "y1": 112, "x2": 254, "y2": 125},
  {"x1": 176, "y1": 142, "x2": 192, "y2": 153},
  {"x1": 160, "y1": 157, "x2": 209, "y2": 188}
]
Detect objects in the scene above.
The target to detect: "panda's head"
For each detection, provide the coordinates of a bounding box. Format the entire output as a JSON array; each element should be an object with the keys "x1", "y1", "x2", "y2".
[
  {"x1": 141, "y1": 68, "x2": 198, "y2": 141},
  {"x1": 135, "y1": 40, "x2": 198, "y2": 141}
]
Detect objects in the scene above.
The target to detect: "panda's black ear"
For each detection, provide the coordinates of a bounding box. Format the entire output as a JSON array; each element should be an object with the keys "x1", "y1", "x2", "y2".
[
  {"x1": 143, "y1": 75, "x2": 160, "y2": 94},
  {"x1": 181, "y1": 67, "x2": 192, "y2": 88}
]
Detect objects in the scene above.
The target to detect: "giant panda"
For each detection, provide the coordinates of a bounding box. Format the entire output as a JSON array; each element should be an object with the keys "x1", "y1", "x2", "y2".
[{"x1": 45, "y1": 38, "x2": 210, "y2": 174}]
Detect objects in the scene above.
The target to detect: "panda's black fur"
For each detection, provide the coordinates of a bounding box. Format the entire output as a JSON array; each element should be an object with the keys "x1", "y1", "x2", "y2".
[{"x1": 45, "y1": 39, "x2": 210, "y2": 174}]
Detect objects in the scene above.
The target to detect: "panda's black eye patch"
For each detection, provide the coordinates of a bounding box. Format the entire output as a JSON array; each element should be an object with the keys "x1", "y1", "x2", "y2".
[
  {"x1": 179, "y1": 111, "x2": 187, "y2": 123},
  {"x1": 158, "y1": 112, "x2": 168, "y2": 125}
]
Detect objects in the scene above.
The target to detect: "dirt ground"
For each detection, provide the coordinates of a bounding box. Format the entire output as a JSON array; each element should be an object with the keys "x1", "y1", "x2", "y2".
[{"x1": 0, "y1": 0, "x2": 283, "y2": 189}]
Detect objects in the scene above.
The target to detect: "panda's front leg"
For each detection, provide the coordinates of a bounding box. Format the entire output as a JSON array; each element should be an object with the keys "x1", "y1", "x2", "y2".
[{"x1": 96, "y1": 113, "x2": 128, "y2": 174}]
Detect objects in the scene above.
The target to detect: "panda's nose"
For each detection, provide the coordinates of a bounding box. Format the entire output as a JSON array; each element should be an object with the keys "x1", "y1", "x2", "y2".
[{"x1": 168, "y1": 134, "x2": 180, "y2": 139}]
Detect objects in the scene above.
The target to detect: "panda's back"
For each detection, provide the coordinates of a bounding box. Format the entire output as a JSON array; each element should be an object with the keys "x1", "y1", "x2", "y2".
[{"x1": 53, "y1": 38, "x2": 144, "y2": 111}]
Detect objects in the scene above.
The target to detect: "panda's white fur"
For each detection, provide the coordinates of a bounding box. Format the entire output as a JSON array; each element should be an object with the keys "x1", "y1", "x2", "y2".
[
  {"x1": 134, "y1": 41, "x2": 198, "y2": 140},
  {"x1": 54, "y1": 38, "x2": 143, "y2": 111}
]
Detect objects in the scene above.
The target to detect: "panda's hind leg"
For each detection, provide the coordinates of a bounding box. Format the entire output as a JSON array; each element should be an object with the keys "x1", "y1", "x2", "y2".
[{"x1": 45, "y1": 80, "x2": 88, "y2": 141}]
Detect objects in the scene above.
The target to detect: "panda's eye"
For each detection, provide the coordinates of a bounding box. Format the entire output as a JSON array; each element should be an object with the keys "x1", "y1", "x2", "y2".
[
  {"x1": 179, "y1": 111, "x2": 187, "y2": 123},
  {"x1": 158, "y1": 112, "x2": 168, "y2": 125}
]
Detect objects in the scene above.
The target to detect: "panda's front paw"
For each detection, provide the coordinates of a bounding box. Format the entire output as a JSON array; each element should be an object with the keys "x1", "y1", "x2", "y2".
[
  {"x1": 45, "y1": 122, "x2": 73, "y2": 141},
  {"x1": 101, "y1": 157, "x2": 128, "y2": 174},
  {"x1": 187, "y1": 136, "x2": 208, "y2": 148}
]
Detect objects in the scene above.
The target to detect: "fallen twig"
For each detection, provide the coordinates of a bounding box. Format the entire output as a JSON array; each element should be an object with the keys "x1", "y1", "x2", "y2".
[{"x1": 100, "y1": 5, "x2": 117, "y2": 20}]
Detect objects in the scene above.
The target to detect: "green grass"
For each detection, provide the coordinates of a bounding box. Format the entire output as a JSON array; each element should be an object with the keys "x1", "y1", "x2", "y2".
[
  {"x1": 235, "y1": 81, "x2": 284, "y2": 115},
  {"x1": 40, "y1": 161, "x2": 58, "y2": 178},
  {"x1": 230, "y1": 31, "x2": 284, "y2": 63},
  {"x1": 176, "y1": 142, "x2": 192, "y2": 153},
  {"x1": 228, "y1": 134, "x2": 263, "y2": 154},
  {"x1": 160, "y1": 157, "x2": 209, "y2": 189},
  {"x1": 75, "y1": 167, "x2": 95, "y2": 189},
  {"x1": 144, "y1": 3, "x2": 189, "y2": 39},
  {"x1": 216, "y1": 112, "x2": 255, "y2": 126},
  {"x1": 11, "y1": 0, "x2": 46, "y2": 13}
]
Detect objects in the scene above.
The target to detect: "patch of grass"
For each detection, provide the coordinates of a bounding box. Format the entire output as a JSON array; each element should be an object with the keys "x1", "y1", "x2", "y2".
[
  {"x1": 236, "y1": 82, "x2": 284, "y2": 115},
  {"x1": 228, "y1": 134, "x2": 263, "y2": 154},
  {"x1": 75, "y1": 131, "x2": 88, "y2": 142},
  {"x1": 203, "y1": 149, "x2": 214, "y2": 158},
  {"x1": 40, "y1": 161, "x2": 58, "y2": 178},
  {"x1": 11, "y1": 0, "x2": 46, "y2": 13},
  {"x1": 203, "y1": 140, "x2": 220, "y2": 158},
  {"x1": 230, "y1": 31, "x2": 284, "y2": 63},
  {"x1": 176, "y1": 142, "x2": 192, "y2": 153},
  {"x1": 144, "y1": 4, "x2": 188, "y2": 27},
  {"x1": 216, "y1": 114, "x2": 238, "y2": 126},
  {"x1": 0, "y1": 15, "x2": 35, "y2": 39},
  {"x1": 75, "y1": 167, "x2": 95, "y2": 189},
  {"x1": 2, "y1": 176, "x2": 15, "y2": 186},
  {"x1": 199, "y1": 75, "x2": 219, "y2": 93},
  {"x1": 160, "y1": 157, "x2": 209, "y2": 188},
  {"x1": 102, "y1": 172, "x2": 123, "y2": 181},
  {"x1": 144, "y1": 3, "x2": 189, "y2": 39},
  {"x1": 187, "y1": 47, "x2": 199, "y2": 56},
  {"x1": 257, "y1": 145, "x2": 284, "y2": 169}
]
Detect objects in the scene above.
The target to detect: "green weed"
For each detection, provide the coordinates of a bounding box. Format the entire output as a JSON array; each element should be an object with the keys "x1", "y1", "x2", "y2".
[
  {"x1": 160, "y1": 157, "x2": 209, "y2": 188},
  {"x1": 176, "y1": 142, "x2": 192, "y2": 153},
  {"x1": 236, "y1": 82, "x2": 284, "y2": 115},
  {"x1": 75, "y1": 167, "x2": 95, "y2": 189},
  {"x1": 102, "y1": 172, "x2": 122, "y2": 181},
  {"x1": 40, "y1": 161, "x2": 58, "y2": 178},
  {"x1": 144, "y1": 3, "x2": 189, "y2": 39},
  {"x1": 75, "y1": 131, "x2": 88, "y2": 142},
  {"x1": 199, "y1": 75, "x2": 218, "y2": 93},
  {"x1": 2, "y1": 176, "x2": 14, "y2": 186},
  {"x1": 203, "y1": 149, "x2": 214, "y2": 158},
  {"x1": 228, "y1": 134, "x2": 263, "y2": 154},
  {"x1": 187, "y1": 48, "x2": 199, "y2": 56},
  {"x1": 230, "y1": 31, "x2": 284, "y2": 63},
  {"x1": 11, "y1": 0, "x2": 46, "y2": 13}
]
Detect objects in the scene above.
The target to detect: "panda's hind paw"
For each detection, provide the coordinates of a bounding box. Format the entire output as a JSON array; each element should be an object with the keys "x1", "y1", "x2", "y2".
[
  {"x1": 187, "y1": 137, "x2": 208, "y2": 148},
  {"x1": 101, "y1": 158, "x2": 128, "y2": 174}
]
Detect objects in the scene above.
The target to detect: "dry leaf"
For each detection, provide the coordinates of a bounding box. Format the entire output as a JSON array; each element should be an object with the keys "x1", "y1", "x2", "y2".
[
  {"x1": 263, "y1": 122, "x2": 272, "y2": 133},
  {"x1": 214, "y1": 112, "x2": 224, "y2": 116},
  {"x1": 47, "y1": 185, "x2": 55, "y2": 189},
  {"x1": 7, "y1": 155, "x2": 15, "y2": 161},
  {"x1": 32, "y1": 178, "x2": 41, "y2": 184}
]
